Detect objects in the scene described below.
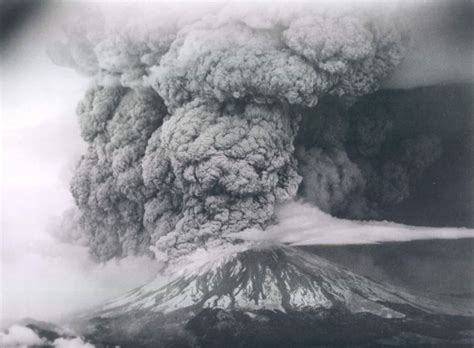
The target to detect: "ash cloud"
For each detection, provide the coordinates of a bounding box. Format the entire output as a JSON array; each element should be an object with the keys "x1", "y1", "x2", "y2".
[
  {"x1": 67, "y1": 87, "x2": 167, "y2": 261},
  {"x1": 292, "y1": 75, "x2": 453, "y2": 220},
  {"x1": 53, "y1": 2, "x2": 468, "y2": 265}
]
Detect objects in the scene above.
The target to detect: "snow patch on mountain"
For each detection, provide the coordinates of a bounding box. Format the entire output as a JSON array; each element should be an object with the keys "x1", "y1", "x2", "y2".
[{"x1": 86, "y1": 244, "x2": 473, "y2": 322}]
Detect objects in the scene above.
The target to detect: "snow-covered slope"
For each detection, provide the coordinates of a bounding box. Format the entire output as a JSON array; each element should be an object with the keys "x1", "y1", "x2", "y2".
[
  {"x1": 71, "y1": 245, "x2": 473, "y2": 347},
  {"x1": 90, "y1": 245, "x2": 466, "y2": 320}
]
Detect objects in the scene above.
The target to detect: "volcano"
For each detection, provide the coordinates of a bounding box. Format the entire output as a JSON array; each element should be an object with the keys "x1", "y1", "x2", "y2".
[{"x1": 72, "y1": 245, "x2": 474, "y2": 347}]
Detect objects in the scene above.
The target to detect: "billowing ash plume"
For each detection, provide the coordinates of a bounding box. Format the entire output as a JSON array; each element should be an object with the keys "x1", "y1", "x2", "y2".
[
  {"x1": 69, "y1": 87, "x2": 167, "y2": 260},
  {"x1": 295, "y1": 95, "x2": 443, "y2": 219},
  {"x1": 297, "y1": 147, "x2": 366, "y2": 216},
  {"x1": 52, "y1": 3, "x2": 409, "y2": 264}
]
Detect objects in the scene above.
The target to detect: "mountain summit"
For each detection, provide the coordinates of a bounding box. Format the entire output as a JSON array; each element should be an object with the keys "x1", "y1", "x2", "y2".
[
  {"x1": 96, "y1": 245, "x2": 432, "y2": 318},
  {"x1": 73, "y1": 245, "x2": 473, "y2": 347}
]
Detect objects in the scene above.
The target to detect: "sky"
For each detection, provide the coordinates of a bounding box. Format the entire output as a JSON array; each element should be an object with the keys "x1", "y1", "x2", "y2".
[
  {"x1": 0, "y1": 4, "x2": 161, "y2": 324},
  {"x1": 0, "y1": 0, "x2": 473, "y2": 325}
]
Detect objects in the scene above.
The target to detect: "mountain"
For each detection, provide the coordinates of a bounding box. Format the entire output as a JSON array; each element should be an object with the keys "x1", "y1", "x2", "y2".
[{"x1": 71, "y1": 245, "x2": 474, "y2": 347}]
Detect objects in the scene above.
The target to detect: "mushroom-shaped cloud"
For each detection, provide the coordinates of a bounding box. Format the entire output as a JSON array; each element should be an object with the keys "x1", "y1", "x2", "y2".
[{"x1": 53, "y1": 3, "x2": 408, "y2": 264}]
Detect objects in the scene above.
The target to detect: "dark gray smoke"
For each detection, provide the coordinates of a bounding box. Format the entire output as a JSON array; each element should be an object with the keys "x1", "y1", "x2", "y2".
[
  {"x1": 295, "y1": 95, "x2": 443, "y2": 219},
  {"x1": 67, "y1": 87, "x2": 167, "y2": 260},
  {"x1": 51, "y1": 3, "x2": 409, "y2": 264}
]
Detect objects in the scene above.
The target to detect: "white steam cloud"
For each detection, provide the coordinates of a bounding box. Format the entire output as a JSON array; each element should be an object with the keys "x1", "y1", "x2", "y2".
[
  {"x1": 0, "y1": 325, "x2": 45, "y2": 347},
  {"x1": 0, "y1": 325, "x2": 95, "y2": 348},
  {"x1": 230, "y1": 201, "x2": 474, "y2": 246},
  {"x1": 53, "y1": 337, "x2": 95, "y2": 348}
]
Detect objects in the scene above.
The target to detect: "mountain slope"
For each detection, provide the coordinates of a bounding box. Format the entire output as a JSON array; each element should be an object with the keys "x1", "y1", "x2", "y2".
[
  {"x1": 93, "y1": 245, "x2": 467, "y2": 318},
  {"x1": 73, "y1": 245, "x2": 474, "y2": 347}
]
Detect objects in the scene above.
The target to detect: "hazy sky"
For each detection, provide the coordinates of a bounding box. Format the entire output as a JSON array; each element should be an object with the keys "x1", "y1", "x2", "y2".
[{"x1": 0, "y1": 4, "x2": 161, "y2": 323}]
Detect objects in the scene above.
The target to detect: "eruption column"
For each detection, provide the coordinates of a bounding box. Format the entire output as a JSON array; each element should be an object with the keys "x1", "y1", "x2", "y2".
[{"x1": 53, "y1": 4, "x2": 407, "y2": 264}]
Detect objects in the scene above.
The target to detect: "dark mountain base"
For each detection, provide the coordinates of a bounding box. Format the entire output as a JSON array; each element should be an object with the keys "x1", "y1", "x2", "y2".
[{"x1": 81, "y1": 305, "x2": 474, "y2": 348}]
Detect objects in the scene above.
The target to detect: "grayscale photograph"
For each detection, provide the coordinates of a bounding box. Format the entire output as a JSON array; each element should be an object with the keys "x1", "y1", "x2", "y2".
[{"x1": 1, "y1": 0, "x2": 473, "y2": 347}]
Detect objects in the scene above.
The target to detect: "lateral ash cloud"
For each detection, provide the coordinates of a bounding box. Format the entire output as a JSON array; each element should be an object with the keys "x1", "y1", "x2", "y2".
[{"x1": 50, "y1": 2, "x2": 471, "y2": 266}]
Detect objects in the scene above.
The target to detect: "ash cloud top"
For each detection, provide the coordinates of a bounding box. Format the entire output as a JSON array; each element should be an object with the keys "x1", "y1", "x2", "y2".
[{"x1": 50, "y1": 2, "x2": 445, "y2": 266}]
